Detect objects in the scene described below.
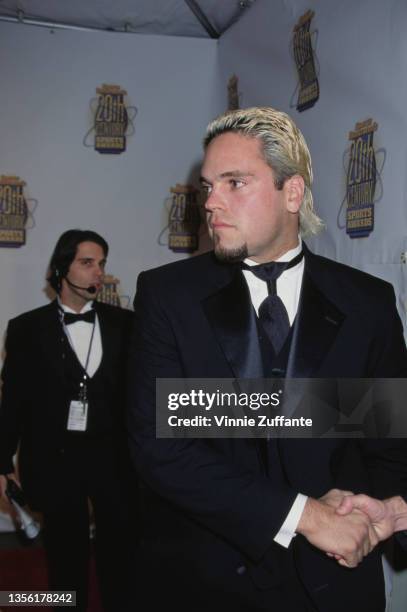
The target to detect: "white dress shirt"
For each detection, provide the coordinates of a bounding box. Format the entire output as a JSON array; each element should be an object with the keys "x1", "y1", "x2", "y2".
[
  {"x1": 59, "y1": 300, "x2": 102, "y2": 377},
  {"x1": 242, "y1": 239, "x2": 307, "y2": 548}
]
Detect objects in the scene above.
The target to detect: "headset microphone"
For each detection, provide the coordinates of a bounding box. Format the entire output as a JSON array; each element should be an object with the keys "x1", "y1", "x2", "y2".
[{"x1": 65, "y1": 278, "x2": 97, "y2": 294}]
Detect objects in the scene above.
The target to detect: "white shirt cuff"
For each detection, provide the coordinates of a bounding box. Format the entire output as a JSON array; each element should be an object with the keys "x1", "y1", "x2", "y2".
[{"x1": 273, "y1": 493, "x2": 308, "y2": 548}]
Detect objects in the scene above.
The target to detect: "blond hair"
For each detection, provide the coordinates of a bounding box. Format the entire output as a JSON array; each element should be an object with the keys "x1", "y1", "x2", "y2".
[{"x1": 204, "y1": 107, "x2": 324, "y2": 236}]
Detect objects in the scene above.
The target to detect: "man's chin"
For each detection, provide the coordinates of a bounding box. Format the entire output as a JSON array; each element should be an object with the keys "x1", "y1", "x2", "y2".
[{"x1": 214, "y1": 244, "x2": 248, "y2": 263}]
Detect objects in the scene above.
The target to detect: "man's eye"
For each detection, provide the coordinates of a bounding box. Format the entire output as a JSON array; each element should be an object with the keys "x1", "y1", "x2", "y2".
[
  {"x1": 201, "y1": 185, "x2": 212, "y2": 195},
  {"x1": 230, "y1": 179, "x2": 245, "y2": 189}
]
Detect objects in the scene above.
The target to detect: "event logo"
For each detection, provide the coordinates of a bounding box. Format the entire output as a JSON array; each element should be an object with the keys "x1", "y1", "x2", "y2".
[
  {"x1": 227, "y1": 74, "x2": 240, "y2": 110},
  {"x1": 97, "y1": 274, "x2": 129, "y2": 308},
  {"x1": 158, "y1": 184, "x2": 201, "y2": 253},
  {"x1": 83, "y1": 84, "x2": 137, "y2": 154},
  {"x1": 340, "y1": 119, "x2": 384, "y2": 238},
  {"x1": 168, "y1": 184, "x2": 201, "y2": 253},
  {"x1": 157, "y1": 183, "x2": 206, "y2": 253},
  {"x1": 95, "y1": 85, "x2": 127, "y2": 153},
  {"x1": 292, "y1": 10, "x2": 319, "y2": 112},
  {"x1": 0, "y1": 175, "x2": 37, "y2": 248}
]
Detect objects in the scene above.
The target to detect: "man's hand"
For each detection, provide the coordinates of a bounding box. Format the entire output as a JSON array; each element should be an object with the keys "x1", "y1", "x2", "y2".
[
  {"x1": 0, "y1": 472, "x2": 20, "y2": 501},
  {"x1": 319, "y1": 488, "x2": 354, "y2": 509},
  {"x1": 296, "y1": 490, "x2": 379, "y2": 568},
  {"x1": 336, "y1": 494, "x2": 407, "y2": 541}
]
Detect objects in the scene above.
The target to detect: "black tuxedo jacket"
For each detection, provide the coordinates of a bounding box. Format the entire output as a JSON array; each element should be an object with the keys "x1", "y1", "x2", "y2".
[
  {"x1": 0, "y1": 299, "x2": 133, "y2": 509},
  {"x1": 128, "y1": 246, "x2": 407, "y2": 611}
]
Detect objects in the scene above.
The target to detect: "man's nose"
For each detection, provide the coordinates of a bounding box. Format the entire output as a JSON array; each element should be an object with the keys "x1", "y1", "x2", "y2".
[{"x1": 204, "y1": 187, "x2": 225, "y2": 212}]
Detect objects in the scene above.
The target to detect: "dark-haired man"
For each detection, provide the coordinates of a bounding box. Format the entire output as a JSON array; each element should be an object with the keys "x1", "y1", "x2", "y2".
[{"x1": 0, "y1": 229, "x2": 137, "y2": 612}]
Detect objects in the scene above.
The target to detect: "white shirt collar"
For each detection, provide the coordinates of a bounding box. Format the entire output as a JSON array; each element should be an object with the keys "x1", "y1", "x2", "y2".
[
  {"x1": 58, "y1": 297, "x2": 94, "y2": 315},
  {"x1": 242, "y1": 237, "x2": 304, "y2": 324}
]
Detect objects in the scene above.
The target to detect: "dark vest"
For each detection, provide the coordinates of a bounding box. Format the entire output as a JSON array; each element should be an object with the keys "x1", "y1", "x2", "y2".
[{"x1": 62, "y1": 335, "x2": 116, "y2": 437}]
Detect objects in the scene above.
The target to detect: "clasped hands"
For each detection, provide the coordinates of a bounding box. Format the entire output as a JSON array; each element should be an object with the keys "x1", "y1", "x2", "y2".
[{"x1": 297, "y1": 488, "x2": 407, "y2": 569}]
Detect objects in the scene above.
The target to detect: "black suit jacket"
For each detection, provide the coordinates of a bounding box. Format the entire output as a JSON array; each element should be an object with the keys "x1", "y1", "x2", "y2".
[
  {"x1": 127, "y1": 246, "x2": 407, "y2": 611},
  {"x1": 0, "y1": 299, "x2": 133, "y2": 509}
]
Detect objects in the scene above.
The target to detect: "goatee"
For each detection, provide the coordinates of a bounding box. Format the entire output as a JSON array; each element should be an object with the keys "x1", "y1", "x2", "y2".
[{"x1": 214, "y1": 244, "x2": 248, "y2": 263}]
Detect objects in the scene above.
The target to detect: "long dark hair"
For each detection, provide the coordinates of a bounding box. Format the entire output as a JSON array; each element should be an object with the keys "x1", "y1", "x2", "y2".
[{"x1": 48, "y1": 229, "x2": 108, "y2": 293}]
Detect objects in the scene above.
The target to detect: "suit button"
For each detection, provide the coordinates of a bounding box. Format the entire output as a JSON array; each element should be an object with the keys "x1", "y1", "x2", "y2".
[{"x1": 236, "y1": 565, "x2": 246, "y2": 575}]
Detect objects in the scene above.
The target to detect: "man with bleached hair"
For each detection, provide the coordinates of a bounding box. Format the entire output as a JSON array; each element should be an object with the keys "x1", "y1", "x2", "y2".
[{"x1": 128, "y1": 107, "x2": 407, "y2": 612}]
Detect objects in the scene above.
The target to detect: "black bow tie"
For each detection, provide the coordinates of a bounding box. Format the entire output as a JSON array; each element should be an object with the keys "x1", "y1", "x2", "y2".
[
  {"x1": 241, "y1": 250, "x2": 304, "y2": 286},
  {"x1": 63, "y1": 309, "x2": 96, "y2": 326}
]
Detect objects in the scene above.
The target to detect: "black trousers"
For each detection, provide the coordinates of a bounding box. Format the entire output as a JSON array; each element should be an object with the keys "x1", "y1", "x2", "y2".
[{"x1": 41, "y1": 436, "x2": 139, "y2": 612}]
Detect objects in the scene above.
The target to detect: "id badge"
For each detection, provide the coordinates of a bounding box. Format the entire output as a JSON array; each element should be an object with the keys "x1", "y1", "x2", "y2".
[{"x1": 67, "y1": 400, "x2": 88, "y2": 431}]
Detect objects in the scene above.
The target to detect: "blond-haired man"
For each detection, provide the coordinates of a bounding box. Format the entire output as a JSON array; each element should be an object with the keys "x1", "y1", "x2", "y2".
[{"x1": 128, "y1": 107, "x2": 407, "y2": 612}]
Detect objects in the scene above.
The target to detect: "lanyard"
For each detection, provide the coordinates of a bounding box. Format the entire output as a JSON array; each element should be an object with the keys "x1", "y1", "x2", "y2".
[{"x1": 60, "y1": 310, "x2": 96, "y2": 411}]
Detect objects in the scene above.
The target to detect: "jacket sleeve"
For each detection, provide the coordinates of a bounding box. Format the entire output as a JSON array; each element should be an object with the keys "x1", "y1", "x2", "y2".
[
  {"x1": 360, "y1": 284, "x2": 407, "y2": 527},
  {"x1": 0, "y1": 319, "x2": 26, "y2": 474},
  {"x1": 126, "y1": 271, "x2": 297, "y2": 562},
  {"x1": 366, "y1": 283, "x2": 407, "y2": 378}
]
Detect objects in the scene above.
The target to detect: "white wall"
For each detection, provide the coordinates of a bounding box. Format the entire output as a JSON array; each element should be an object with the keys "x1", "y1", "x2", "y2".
[
  {"x1": 0, "y1": 20, "x2": 221, "y2": 530},
  {"x1": 218, "y1": 0, "x2": 407, "y2": 330},
  {"x1": 0, "y1": 22, "x2": 220, "y2": 335}
]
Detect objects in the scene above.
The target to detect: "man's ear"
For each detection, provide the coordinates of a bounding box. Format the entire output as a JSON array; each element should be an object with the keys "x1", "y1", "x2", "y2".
[{"x1": 284, "y1": 175, "x2": 304, "y2": 213}]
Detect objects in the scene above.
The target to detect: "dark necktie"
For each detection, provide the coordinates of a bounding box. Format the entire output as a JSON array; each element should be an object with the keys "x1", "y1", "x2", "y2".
[
  {"x1": 63, "y1": 309, "x2": 96, "y2": 326},
  {"x1": 242, "y1": 250, "x2": 303, "y2": 354}
]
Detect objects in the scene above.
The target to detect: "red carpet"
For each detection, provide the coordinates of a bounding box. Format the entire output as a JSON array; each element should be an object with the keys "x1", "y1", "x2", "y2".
[{"x1": 0, "y1": 546, "x2": 102, "y2": 611}]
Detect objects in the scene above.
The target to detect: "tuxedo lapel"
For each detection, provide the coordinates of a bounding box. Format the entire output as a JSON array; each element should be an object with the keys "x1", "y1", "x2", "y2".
[
  {"x1": 287, "y1": 259, "x2": 346, "y2": 378},
  {"x1": 94, "y1": 302, "x2": 118, "y2": 376},
  {"x1": 201, "y1": 268, "x2": 264, "y2": 379},
  {"x1": 38, "y1": 302, "x2": 117, "y2": 383},
  {"x1": 200, "y1": 248, "x2": 345, "y2": 379},
  {"x1": 37, "y1": 301, "x2": 66, "y2": 385}
]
